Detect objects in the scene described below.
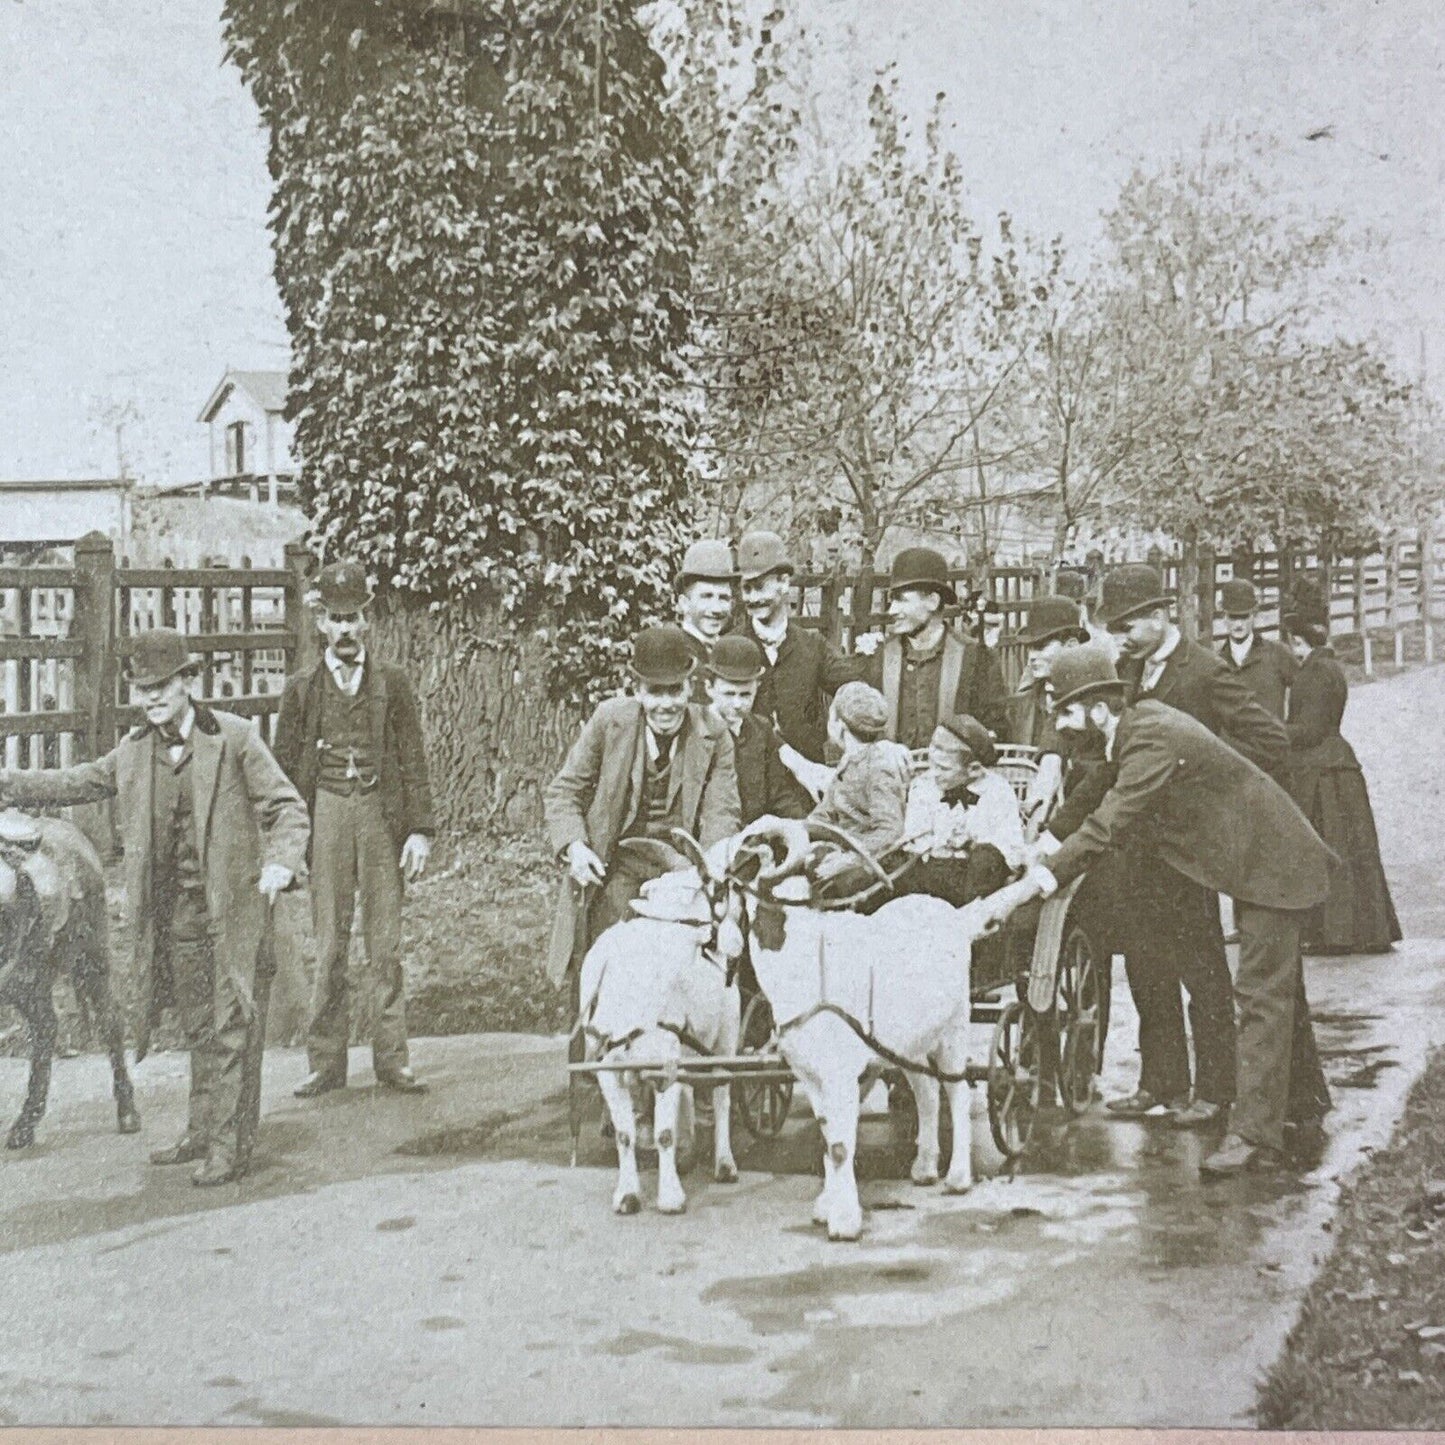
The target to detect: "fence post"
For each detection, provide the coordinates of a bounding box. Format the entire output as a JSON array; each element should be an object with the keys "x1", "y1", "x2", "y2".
[
  {"x1": 1386, "y1": 531, "x2": 1403, "y2": 668},
  {"x1": 1420, "y1": 515, "x2": 1436, "y2": 665},
  {"x1": 71, "y1": 531, "x2": 117, "y2": 856},
  {"x1": 284, "y1": 542, "x2": 322, "y2": 679}
]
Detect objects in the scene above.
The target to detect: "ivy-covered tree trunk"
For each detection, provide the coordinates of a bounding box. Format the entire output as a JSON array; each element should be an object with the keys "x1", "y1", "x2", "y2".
[{"x1": 223, "y1": 0, "x2": 699, "y2": 831}]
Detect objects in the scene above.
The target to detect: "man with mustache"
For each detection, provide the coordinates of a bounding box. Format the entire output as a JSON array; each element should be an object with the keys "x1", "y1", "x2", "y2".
[{"x1": 275, "y1": 560, "x2": 437, "y2": 1099}]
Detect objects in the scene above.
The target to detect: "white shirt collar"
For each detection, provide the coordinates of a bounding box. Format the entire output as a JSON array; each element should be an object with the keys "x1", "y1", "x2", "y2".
[
  {"x1": 1228, "y1": 635, "x2": 1254, "y2": 666},
  {"x1": 176, "y1": 705, "x2": 195, "y2": 742},
  {"x1": 751, "y1": 613, "x2": 789, "y2": 649},
  {"x1": 645, "y1": 724, "x2": 682, "y2": 763},
  {"x1": 1141, "y1": 625, "x2": 1181, "y2": 689},
  {"x1": 325, "y1": 646, "x2": 367, "y2": 696},
  {"x1": 679, "y1": 622, "x2": 714, "y2": 650}
]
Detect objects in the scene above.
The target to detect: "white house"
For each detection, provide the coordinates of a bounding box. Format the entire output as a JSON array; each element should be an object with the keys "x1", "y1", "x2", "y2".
[{"x1": 197, "y1": 368, "x2": 296, "y2": 504}]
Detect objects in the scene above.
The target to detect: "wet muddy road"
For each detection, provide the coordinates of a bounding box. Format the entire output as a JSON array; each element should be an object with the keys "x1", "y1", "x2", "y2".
[{"x1": 2, "y1": 664, "x2": 1443, "y2": 1427}]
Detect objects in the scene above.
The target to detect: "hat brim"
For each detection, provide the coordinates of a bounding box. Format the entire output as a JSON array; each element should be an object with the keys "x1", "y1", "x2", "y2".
[
  {"x1": 675, "y1": 574, "x2": 738, "y2": 591},
  {"x1": 1051, "y1": 678, "x2": 1127, "y2": 712},
  {"x1": 127, "y1": 661, "x2": 200, "y2": 688},
  {"x1": 706, "y1": 665, "x2": 765, "y2": 684},
  {"x1": 1018, "y1": 623, "x2": 1090, "y2": 648},
  {"x1": 1096, "y1": 594, "x2": 1172, "y2": 628},
  {"x1": 738, "y1": 562, "x2": 794, "y2": 584},
  {"x1": 630, "y1": 657, "x2": 698, "y2": 687},
  {"x1": 887, "y1": 577, "x2": 957, "y2": 604},
  {"x1": 1220, "y1": 606, "x2": 1257, "y2": 618}
]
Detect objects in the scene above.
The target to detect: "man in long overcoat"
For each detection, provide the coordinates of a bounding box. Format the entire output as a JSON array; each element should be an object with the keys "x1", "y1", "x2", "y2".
[
  {"x1": 0, "y1": 630, "x2": 308, "y2": 1184},
  {"x1": 273, "y1": 560, "x2": 437, "y2": 1098},
  {"x1": 543, "y1": 623, "x2": 742, "y2": 987},
  {"x1": 988, "y1": 644, "x2": 1336, "y2": 1176}
]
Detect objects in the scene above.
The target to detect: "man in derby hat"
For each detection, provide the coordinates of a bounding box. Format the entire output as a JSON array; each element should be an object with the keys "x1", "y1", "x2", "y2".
[
  {"x1": 674, "y1": 539, "x2": 738, "y2": 697},
  {"x1": 543, "y1": 623, "x2": 741, "y2": 986},
  {"x1": 1217, "y1": 577, "x2": 1297, "y2": 721},
  {"x1": 0, "y1": 628, "x2": 309, "y2": 1185},
  {"x1": 274, "y1": 559, "x2": 437, "y2": 1099},
  {"x1": 704, "y1": 635, "x2": 812, "y2": 826},
  {"x1": 855, "y1": 546, "x2": 1009, "y2": 747},
  {"x1": 981, "y1": 643, "x2": 1337, "y2": 1176},
  {"x1": 1013, "y1": 594, "x2": 1090, "y2": 752},
  {"x1": 728, "y1": 530, "x2": 856, "y2": 763}
]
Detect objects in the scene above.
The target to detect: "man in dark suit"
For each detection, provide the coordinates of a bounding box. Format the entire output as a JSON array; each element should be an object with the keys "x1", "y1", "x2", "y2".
[
  {"x1": 988, "y1": 645, "x2": 1336, "y2": 1175},
  {"x1": 274, "y1": 561, "x2": 437, "y2": 1098},
  {"x1": 857, "y1": 547, "x2": 1010, "y2": 745},
  {"x1": 730, "y1": 531, "x2": 855, "y2": 762},
  {"x1": 1090, "y1": 564, "x2": 1290, "y2": 1129},
  {"x1": 1217, "y1": 578, "x2": 1297, "y2": 720},
  {"x1": 542, "y1": 624, "x2": 742, "y2": 987},
  {"x1": 703, "y1": 635, "x2": 813, "y2": 825}
]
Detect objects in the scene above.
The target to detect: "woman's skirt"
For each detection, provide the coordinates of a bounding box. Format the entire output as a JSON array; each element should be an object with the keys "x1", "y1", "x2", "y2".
[{"x1": 1290, "y1": 742, "x2": 1401, "y2": 954}]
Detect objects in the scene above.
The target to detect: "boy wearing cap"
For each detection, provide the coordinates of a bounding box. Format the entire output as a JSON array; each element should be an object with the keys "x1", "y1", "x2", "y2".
[
  {"x1": 1217, "y1": 578, "x2": 1297, "y2": 720},
  {"x1": 855, "y1": 546, "x2": 1010, "y2": 747},
  {"x1": 730, "y1": 530, "x2": 856, "y2": 763},
  {"x1": 809, "y1": 681, "x2": 910, "y2": 870},
  {"x1": 674, "y1": 539, "x2": 738, "y2": 697},
  {"x1": 704, "y1": 636, "x2": 813, "y2": 825},
  {"x1": 543, "y1": 624, "x2": 741, "y2": 986},
  {"x1": 985, "y1": 644, "x2": 1336, "y2": 1176},
  {"x1": 274, "y1": 560, "x2": 437, "y2": 1098},
  {"x1": 0, "y1": 629, "x2": 309, "y2": 1185}
]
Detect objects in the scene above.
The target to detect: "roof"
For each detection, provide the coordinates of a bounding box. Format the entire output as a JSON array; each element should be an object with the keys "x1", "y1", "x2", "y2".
[
  {"x1": 198, "y1": 368, "x2": 289, "y2": 423},
  {"x1": 0, "y1": 477, "x2": 130, "y2": 493}
]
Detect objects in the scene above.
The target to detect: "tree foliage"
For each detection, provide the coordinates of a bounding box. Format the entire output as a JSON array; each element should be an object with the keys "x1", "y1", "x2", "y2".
[{"x1": 222, "y1": 0, "x2": 698, "y2": 700}]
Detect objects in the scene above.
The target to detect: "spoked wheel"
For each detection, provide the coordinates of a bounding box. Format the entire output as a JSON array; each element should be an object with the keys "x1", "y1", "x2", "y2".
[
  {"x1": 734, "y1": 991, "x2": 794, "y2": 1139},
  {"x1": 1056, "y1": 924, "x2": 1103, "y2": 1116},
  {"x1": 987, "y1": 1000, "x2": 1042, "y2": 1158}
]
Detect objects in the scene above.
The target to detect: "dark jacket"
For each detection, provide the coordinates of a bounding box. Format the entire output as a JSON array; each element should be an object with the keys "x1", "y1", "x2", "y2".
[
  {"x1": 1218, "y1": 634, "x2": 1297, "y2": 720},
  {"x1": 732, "y1": 712, "x2": 813, "y2": 824},
  {"x1": 864, "y1": 627, "x2": 1011, "y2": 746},
  {"x1": 729, "y1": 619, "x2": 855, "y2": 762},
  {"x1": 542, "y1": 697, "x2": 741, "y2": 982},
  {"x1": 273, "y1": 657, "x2": 437, "y2": 849},
  {"x1": 1121, "y1": 634, "x2": 1288, "y2": 776},
  {"x1": 1046, "y1": 699, "x2": 1336, "y2": 910},
  {"x1": 1284, "y1": 646, "x2": 1362, "y2": 787}
]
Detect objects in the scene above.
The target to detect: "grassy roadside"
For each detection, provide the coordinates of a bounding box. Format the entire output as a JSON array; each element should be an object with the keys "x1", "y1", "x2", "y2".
[{"x1": 1258, "y1": 1042, "x2": 1445, "y2": 1428}]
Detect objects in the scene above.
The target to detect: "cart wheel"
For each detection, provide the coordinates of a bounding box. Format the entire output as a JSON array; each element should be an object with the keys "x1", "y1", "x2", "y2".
[
  {"x1": 1056, "y1": 925, "x2": 1102, "y2": 1116},
  {"x1": 734, "y1": 992, "x2": 793, "y2": 1139},
  {"x1": 987, "y1": 1000, "x2": 1041, "y2": 1158}
]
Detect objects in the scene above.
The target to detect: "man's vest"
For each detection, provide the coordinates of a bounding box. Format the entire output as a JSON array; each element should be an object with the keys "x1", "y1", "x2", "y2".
[{"x1": 316, "y1": 666, "x2": 379, "y2": 794}]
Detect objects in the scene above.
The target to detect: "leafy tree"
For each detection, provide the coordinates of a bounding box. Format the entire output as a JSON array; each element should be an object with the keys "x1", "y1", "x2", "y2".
[{"x1": 223, "y1": 0, "x2": 699, "y2": 826}]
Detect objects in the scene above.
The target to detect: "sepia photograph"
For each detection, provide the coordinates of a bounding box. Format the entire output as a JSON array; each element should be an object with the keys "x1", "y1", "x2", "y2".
[{"x1": 1, "y1": 0, "x2": 1443, "y2": 1431}]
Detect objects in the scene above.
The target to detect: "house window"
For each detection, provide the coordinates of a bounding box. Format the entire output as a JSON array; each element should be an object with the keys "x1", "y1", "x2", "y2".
[{"x1": 225, "y1": 420, "x2": 250, "y2": 475}]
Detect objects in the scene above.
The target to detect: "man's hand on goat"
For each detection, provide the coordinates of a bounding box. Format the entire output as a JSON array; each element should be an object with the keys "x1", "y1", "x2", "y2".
[{"x1": 567, "y1": 840, "x2": 607, "y2": 888}]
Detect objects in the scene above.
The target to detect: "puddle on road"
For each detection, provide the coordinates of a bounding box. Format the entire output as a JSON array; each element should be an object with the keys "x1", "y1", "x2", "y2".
[
  {"x1": 602, "y1": 1329, "x2": 755, "y2": 1366},
  {"x1": 222, "y1": 1400, "x2": 346, "y2": 1427}
]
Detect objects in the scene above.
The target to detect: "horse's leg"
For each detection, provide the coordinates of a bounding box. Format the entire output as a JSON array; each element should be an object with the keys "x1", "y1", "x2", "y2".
[
  {"x1": 905, "y1": 1068, "x2": 941, "y2": 1185},
  {"x1": 78, "y1": 963, "x2": 140, "y2": 1135},
  {"x1": 7, "y1": 988, "x2": 57, "y2": 1150},
  {"x1": 596, "y1": 1063, "x2": 642, "y2": 1215}
]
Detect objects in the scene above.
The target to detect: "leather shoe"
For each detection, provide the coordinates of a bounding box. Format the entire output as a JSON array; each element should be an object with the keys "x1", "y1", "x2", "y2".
[
  {"x1": 1105, "y1": 1089, "x2": 1188, "y2": 1120},
  {"x1": 1201, "y1": 1132, "x2": 1282, "y2": 1177},
  {"x1": 1170, "y1": 1099, "x2": 1228, "y2": 1131},
  {"x1": 192, "y1": 1154, "x2": 245, "y2": 1187},
  {"x1": 375, "y1": 1066, "x2": 428, "y2": 1094},
  {"x1": 294, "y1": 1070, "x2": 346, "y2": 1098},
  {"x1": 150, "y1": 1135, "x2": 208, "y2": 1166}
]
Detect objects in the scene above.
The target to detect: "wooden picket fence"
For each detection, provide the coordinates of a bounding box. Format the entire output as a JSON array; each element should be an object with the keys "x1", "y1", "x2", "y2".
[{"x1": 0, "y1": 532, "x2": 318, "y2": 773}]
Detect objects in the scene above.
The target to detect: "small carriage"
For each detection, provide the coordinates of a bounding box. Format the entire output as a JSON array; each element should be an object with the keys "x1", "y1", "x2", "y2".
[{"x1": 567, "y1": 742, "x2": 1111, "y2": 1172}]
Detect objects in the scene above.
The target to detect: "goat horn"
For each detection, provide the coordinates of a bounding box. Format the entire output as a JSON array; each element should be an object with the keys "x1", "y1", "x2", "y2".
[
  {"x1": 753, "y1": 818, "x2": 811, "y2": 884},
  {"x1": 806, "y1": 820, "x2": 893, "y2": 891},
  {"x1": 666, "y1": 828, "x2": 715, "y2": 881}
]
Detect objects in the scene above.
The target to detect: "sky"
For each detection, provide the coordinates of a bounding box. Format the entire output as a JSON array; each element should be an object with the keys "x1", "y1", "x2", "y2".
[{"x1": 1, "y1": 0, "x2": 1441, "y2": 484}]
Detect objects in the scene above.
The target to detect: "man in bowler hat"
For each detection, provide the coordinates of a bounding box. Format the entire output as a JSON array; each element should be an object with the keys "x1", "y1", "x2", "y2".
[
  {"x1": 1218, "y1": 577, "x2": 1297, "y2": 720},
  {"x1": 274, "y1": 560, "x2": 437, "y2": 1098},
  {"x1": 674, "y1": 540, "x2": 738, "y2": 696},
  {"x1": 0, "y1": 629, "x2": 309, "y2": 1184},
  {"x1": 985, "y1": 644, "x2": 1336, "y2": 1175},
  {"x1": 729, "y1": 530, "x2": 855, "y2": 763},
  {"x1": 856, "y1": 546, "x2": 1010, "y2": 745},
  {"x1": 543, "y1": 623, "x2": 742, "y2": 987}
]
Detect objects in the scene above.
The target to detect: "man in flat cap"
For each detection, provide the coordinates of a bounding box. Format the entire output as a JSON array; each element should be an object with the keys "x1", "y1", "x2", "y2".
[
  {"x1": 983, "y1": 644, "x2": 1336, "y2": 1176},
  {"x1": 728, "y1": 530, "x2": 855, "y2": 764},
  {"x1": 1217, "y1": 578, "x2": 1297, "y2": 721},
  {"x1": 544, "y1": 623, "x2": 742, "y2": 987},
  {"x1": 274, "y1": 560, "x2": 437, "y2": 1098},
  {"x1": 704, "y1": 635, "x2": 813, "y2": 826},
  {"x1": 674, "y1": 540, "x2": 738, "y2": 697},
  {"x1": 0, "y1": 629, "x2": 309, "y2": 1185},
  {"x1": 856, "y1": 546, "x2": 1010, "y2": 747}
]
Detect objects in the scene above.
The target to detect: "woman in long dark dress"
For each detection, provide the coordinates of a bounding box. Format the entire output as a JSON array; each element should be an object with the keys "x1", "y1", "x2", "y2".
[{"x1": 1281, "y1": 583, "x2": 1401, "y2": 955}]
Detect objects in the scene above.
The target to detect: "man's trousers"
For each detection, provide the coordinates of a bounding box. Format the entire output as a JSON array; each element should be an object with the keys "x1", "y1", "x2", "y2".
[{"x1": 306, "y1": 788, "x2": 408, "y2": 1078}]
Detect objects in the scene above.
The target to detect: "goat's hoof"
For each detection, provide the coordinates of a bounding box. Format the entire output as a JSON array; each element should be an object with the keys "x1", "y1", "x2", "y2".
[
  {"x1": 715, "y1": 1159, "x2": 738, "y2": 1185},
  {"x1": 827, "y1": 1216, "x2": 864, "y2": 1243},
  {"x1": 910, "y1": 1163, "x2": 940, "y2": 1187},
  {"x1": 614, "y1": 1193, "x2": 642, "y2": 1216},
  {"x1": 811, "y1": 1197, "x2": 830, "y2": 1227},
  {"x1": 943, "y1": 1175, "x2": 973, "y2": 1196},
  {"x1": 117, "y1": 1108, "x2": 141, "y2": 1135},
  {"x1": 6, "y1": 1125, "x2": 35, "y2": 1150},
  {"x1": 657, "y1": 1196, "x2": 687, "y2": 1216}
]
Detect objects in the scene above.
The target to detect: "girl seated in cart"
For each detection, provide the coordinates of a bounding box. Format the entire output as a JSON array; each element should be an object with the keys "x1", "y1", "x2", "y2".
[{"x1": 901, "y1": 713, "x2": 1026, "y2": 906}]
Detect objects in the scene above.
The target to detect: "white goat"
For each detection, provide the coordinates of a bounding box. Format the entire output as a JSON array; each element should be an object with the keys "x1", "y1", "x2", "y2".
[
  {"x1": 577, "y1": 865, "x2": 742, "y2": 1217},
  {"x1": 740, "y1": 822, "x2": 990, "y2": 1241}
]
